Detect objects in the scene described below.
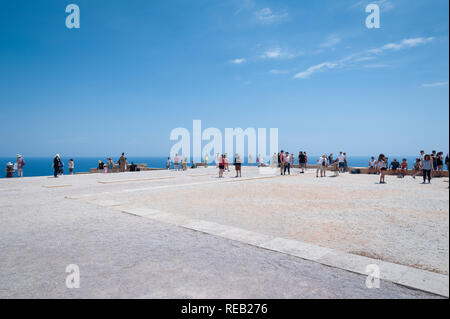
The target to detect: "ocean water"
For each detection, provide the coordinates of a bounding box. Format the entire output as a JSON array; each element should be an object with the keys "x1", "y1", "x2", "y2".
[{"x1": 0, "y1": 155, "x2": 422, "y2": 179}]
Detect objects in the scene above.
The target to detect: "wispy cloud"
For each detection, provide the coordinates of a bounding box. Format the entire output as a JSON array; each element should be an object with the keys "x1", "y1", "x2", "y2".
[
  {"x1": 230, "y1": 58, "x2": 246, "y2": 65},
  {"x1": 294, "y1": 62, "x2": 337, "y2": 79},
  {"x1": 260, "y1": 47, "x2": 299, "y2": 59},
  {"x1": 369, "y1": 37, "x2": 434, "y2": 53},
  {"x1": 294, "y1": 36, "x2": 435, "y2": 79},
  {"x1": 254, "y1": 8, "x2": 288, "y2": 24},
  {"x1": 320, "y1": 35, "x2": 341, "y2": 48},
  {"x1": 421, "y1": 81, "x2": 449, "y2": 88}
]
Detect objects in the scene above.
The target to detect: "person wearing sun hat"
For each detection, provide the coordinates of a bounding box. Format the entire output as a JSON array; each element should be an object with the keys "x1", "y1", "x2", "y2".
[
  {"x1": 5, "y1": 162, "x2": 15, "y2": 178},
  {"x1": 16, "y1": 154, "x2": 25, "y2": 177}
]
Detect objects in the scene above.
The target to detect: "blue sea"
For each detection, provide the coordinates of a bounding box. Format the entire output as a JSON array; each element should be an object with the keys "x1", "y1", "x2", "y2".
[{"x1": 0, "y1": 155, "x2": 421, "y2": 179}]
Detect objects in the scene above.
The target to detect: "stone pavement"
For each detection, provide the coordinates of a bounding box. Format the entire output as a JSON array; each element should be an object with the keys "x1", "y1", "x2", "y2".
[{"x1": 0, "y1": 168, "x2": 447, "y2": 298}]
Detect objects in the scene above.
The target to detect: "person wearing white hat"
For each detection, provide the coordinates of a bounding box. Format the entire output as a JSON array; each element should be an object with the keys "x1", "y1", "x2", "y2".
[
  {"x1": 16, "y1": 154, "x2": 25, "y2": 177},
  {"x1": 6, "y1": 162, "x2": 15, "y2": 178}
]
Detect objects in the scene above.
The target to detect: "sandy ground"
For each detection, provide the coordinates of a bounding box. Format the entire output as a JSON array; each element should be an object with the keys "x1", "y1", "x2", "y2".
[{"x1": 83, "y1": 167, "x2": 449, "y2": 275}]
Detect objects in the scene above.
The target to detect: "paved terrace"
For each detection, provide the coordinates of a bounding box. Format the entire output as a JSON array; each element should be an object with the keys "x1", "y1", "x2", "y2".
[{"x1": 0, "y1": 166, "x2": 448, "y2": 298}]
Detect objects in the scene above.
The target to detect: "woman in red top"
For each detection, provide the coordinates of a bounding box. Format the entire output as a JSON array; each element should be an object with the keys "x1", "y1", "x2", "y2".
[
  {"x1": 400, "y1": 158, "x2": 408, "y2": 177},
  {"x1": 219, "y1": 155, "x2": 225, "y2": 178}
]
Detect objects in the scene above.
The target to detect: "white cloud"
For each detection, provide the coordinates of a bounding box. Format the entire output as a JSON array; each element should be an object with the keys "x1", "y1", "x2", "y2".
[
  {"x1": 421, "y1": 81, "x2": 449, "y2": 88},
  {"x1": 369, "y1": 37, "x2": 435, "y2": 53},
  {"x1": 294, "y1": 62, "x2": 337, "y2": 79},
  {"x1": 260, "y1": 47, "x2": 300, "y2": 59},
  {"x1": 255, "y1": 7, "x2": 288, "y2": 24},
  {"x1": 230, "y1": 58, "x2": 246, "y2": 64},
  {"x1": 320, "y1": 35, "x2": 341, "y2": 48}
]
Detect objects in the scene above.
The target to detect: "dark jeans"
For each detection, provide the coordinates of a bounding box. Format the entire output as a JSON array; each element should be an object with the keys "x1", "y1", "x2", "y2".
[
  {"x1": 284, "y1": 163, "x2": 291, "y2": 175},
  {"x1": 423, "y1": 169, "x2": 431, "y2": 183},
  {"x1": 54, "y1": 167, "x2": 59, "y2": 177}
]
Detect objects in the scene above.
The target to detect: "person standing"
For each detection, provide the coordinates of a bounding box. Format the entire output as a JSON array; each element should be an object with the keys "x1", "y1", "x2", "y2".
[
  {"x1": 68, "y1": 159, "x2": 74, "y2": 175},
  {"x1": 16, "y1": 155, "x2": 25, "y2": 177},
  {"x1": 166, "y1": 157, "x2": 171, "y2": 170},
  {"x1": 317, "y1": 154, "x2": 328, "y2": 178},
  {"x1": 174, "y1": 154, "x2": 180, "y2": 171},
  {"x1": 298, "y1": 152, "x2": 306, "y2": 174},
  {"x1": 204, "y1": 154, "x2": 209, "y2": 168},
  {"x1": 337, "y1": 152, "x2": 345, "y2": 173},
  {"x1": 225, "y1": 154, "x2": 230, "y2": 172},
  {"x1": 284, "y1": 152, "x2": 291, "y2": 175},
  {"x1": 436, "y1": 152, "x2": 444, "y2": 177},
  {"x1": 219, "y1": 155, "x2": 225, "y2": 178},
  {"x1": 304, "y1": 152, "x2": 308, "y2": 171},
  {"x1": 53, "y1": 154, "x2": 61, "y2": 178},
  {"x1": 234, "y1": 153, "x2": 242, "y2": 178},
  {"x1": 343, "y1": 152, "x2": 348, "y2": 172},
  {"x1": 118, "y1": 153, "x2": 126, "y2": 172},
  {"x1": 422, "y1": 154, "x2": 434, "y2": 184},
  {"x1": 280, "y1": 151, "x2": 286, "y2": 175},
  {"x1": 377, "y1": 154, "x2": 387, "y2": 184}
]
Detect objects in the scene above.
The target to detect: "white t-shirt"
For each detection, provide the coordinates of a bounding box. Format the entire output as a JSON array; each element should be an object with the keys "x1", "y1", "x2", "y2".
[{"x1": 338, "y1": 154, "x2": 345, "y2": 163}]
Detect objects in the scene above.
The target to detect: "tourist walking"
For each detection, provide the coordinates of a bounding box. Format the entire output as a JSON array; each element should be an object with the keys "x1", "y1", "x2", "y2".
[
  {"x1": 68, "y1": 159, "x2": 74, "y2": 175},
  {"x1": 166, "y1": 157, "x2": 171, "y2": 170},
  {"x1": 16, "y1": 155, "x2": 25, "y2": 177},
  {"x1": 377, "y1": 154, "x2": 387, "y2": 184},
  {"x1": 234, "y1": 153, "x2": 242, "y2": 178},
  {"x1": 422, "y1": 154, "x2": 434, "y2": 184},
  {"x1": 204, "y1": 154, "x2": 208, "y2": 168},
  {"x1": 107, "y1": 158, "x2": 114, "y2": 172}
]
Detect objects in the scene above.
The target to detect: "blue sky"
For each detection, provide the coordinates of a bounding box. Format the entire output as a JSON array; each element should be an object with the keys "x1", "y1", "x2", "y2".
[{"x1": 0, "y1": 0, "x2": 448, "y2": 157}]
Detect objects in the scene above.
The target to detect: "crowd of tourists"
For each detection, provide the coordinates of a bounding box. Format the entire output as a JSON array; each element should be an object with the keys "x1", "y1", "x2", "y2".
[
  {"x1": 4, "y1": 150, "x2": 450, "y2": 185},
  {"x1": 373, "y1": 151, "x2": 449, "y2": 184}
]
